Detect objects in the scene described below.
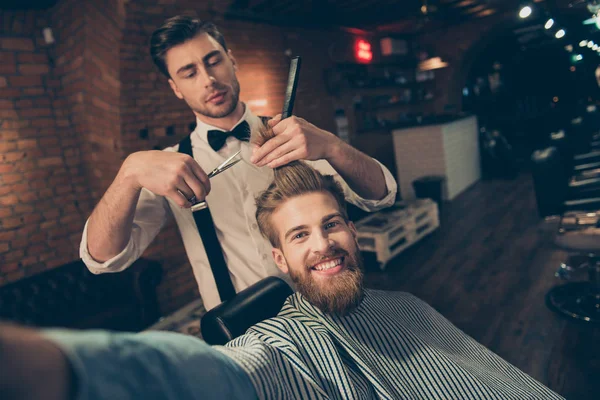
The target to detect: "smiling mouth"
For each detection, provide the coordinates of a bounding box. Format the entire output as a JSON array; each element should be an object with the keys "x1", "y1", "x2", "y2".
[{"x1": 311, "y1": 257, "x2": 344, "y2": 272}]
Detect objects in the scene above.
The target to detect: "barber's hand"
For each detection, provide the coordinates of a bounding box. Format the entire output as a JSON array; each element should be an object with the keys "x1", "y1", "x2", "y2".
[
  {"x1": 123, "y1": 151, "x2": 210, "y2": 208},
  {"x1": 250, "y1": 115, "x2": 339, "y2": 168}
]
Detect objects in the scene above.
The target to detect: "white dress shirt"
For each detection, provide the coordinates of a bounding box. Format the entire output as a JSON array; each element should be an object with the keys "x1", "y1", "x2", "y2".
[{"x1": 80, "y1": 107, "x2": 398, "y2": 310}]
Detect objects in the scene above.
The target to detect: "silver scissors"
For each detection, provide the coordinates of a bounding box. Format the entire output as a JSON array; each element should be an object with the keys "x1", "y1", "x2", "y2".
[
  {"x1": 207, "y1": 149, "x2": 242, "y2": 178},
  {"x1": 189, "y1": 149, "x2": 242, "y2": 212}
]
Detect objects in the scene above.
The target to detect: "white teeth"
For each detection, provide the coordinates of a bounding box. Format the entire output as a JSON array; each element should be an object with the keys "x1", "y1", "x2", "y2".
[{"x1": 313, "y1": 258, "x2": 342, "y2": 271}]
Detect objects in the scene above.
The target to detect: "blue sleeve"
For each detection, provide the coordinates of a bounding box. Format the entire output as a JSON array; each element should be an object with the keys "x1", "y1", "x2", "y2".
[{"x1": 42, "y1": 329, "x2": 258, "y2": 400}]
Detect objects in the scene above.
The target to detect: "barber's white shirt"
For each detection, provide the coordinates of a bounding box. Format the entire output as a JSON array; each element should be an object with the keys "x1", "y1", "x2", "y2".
[{"x1": 80, "y1": 107, "x2": 397, "y2": 310}]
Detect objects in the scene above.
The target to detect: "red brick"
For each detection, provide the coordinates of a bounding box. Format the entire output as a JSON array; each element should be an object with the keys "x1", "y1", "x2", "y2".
[
  {"x1": 0, "y1": 99, "x2": 14, "y2": 108},
  {"x1": 15, "y1": 99, "x2": 33, "y2": 108},
  {"x1": 0, "y1": 242, "x2": 9, "y2": 254},
  {"x1": 0, "y1": 109, "x2": 18, "y2": 118},
  {"x1": 18, "y1": 107, "x2": 52, "y2": 118},
  {"x1": 3, "y1": 152, "x2": 26, "y2": 162},
  {"x1": 39, "y1": 137, "x2": 59, "y2": 147},
  {"x1": 23, "y1": 213, "x2": 43, "y2": 224},
  {"x1": 30, "y1": 118, "x2": 54, "y2": 128},
  {"x1": 38, "y1": 157, "x2": 63, "y2": 167},
  {"x1": 32, "y1": 97, "x2": 51, "y2": 107},
  {"x1": 22, "y1": 87, "x2": 45, "y2": 95},
  {"x1": 1, "y1": 37, "x2": 35, "y2": 51},
  {"x1": 19, "y1": 192, "x2": 39, "y2": 202},
  {"x1": 39, "y1": 188, "x2": 53, "y2": 198},
  {"x1": 29, "y1": 232, "x2": 46, "y2": 243},
  {"x1": 17, "y1": 139, "x2": 37, "y2": 149},
  {"x1": 10, "y1": 183, "x2": 28, "y2": 193},
  {"x1": 1, "y1": 173, "x2": 22, "y2": 184},
  {"x1": 3, "y1": 249, "x2": 24, "y2": 262},
  {"x1": 39, "y1": 251, "x2": 55, "y2": 262},
  {"x1": 19, "y1": 64, "x2": 50, "y2": 75},
  {"x1": 9, "y1": 75, "x2": 42, "y2": 87},
  {"x1": 2, "y1": 120, "x2": 29, "y2": 129},
  {"x1": 0, "y1": 77, "x2": 7, "y2": 88},
  {"x1": 0, "y1": 88, "x2": 21, "y2": 97},
  {"x1": 0, "y1": 208, "x2": 12, "y2": 218},
  {"x1": 0, "y1": 230, "x2": 16, "y2": 241},
  {"x1": 44, "y1": 146, "x2": 62, "y2": 156},
  {"x1": 10, "y1": 238, "x2": 28, "y2": 250},
  {"x1": 0, "y1": 194, "x2": 19, "y2": 206},
  {"x1": 0, "y1": 163, "x2": 15, "y2": 173},
  {"x1": 20, "y1": 255, "x2": 39, "y2": 267},
  {"x1": 0, "y1": 63, "x2": 17, "y2": 74},
  {"x1": 0, "y1": 52, "x2": 16, "y2": 64},
  {"x1": 0, "y1": 141, "x2": 17, "y2": 152},
  {"x1": 29, "y1": 180, "x2": 46, "y2": 189},
  {"x1": 40, "y1": 220, "x2": 58, "y2": 230},
  {"x1": 5, "y1": 269, "x2": 25, "y2": 283},
  {"x1": 17, "y1": 53, "x2": 46, "y2": 63},
  {"x1": 0, "y1": 262, "x2": 19, "y2": 274},
  {"x1": 0, "y1": 130, "x2": 19, "y2": 140},
  {"x1": 14, "y1": 204, "x2": 34, "y2": 214}
]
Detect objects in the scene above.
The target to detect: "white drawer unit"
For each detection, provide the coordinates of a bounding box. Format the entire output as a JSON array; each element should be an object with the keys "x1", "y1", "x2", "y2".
[{"x1": 355, "y1": 199, "x2": 439, "y2": 269}]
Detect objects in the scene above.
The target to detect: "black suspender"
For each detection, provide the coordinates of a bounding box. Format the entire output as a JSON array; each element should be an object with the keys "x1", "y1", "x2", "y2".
[{"x1": 178, "y1": 135, "x2": 236, "y2": 303}]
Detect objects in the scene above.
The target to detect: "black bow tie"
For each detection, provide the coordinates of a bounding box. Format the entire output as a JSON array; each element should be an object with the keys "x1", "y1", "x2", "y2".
[{"x1": 207, "y1": 121, "x2": 251, "y2": 151}]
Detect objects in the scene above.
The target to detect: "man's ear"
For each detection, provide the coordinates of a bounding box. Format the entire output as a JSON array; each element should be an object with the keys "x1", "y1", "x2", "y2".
[
  {"x1": 228, "y1": 49, "x2": 238, "y2": 71},
  {"x1": 271, "y1": 248, "x2": 289, "y2": 274},
  {"x1": 168, "y1": 79, "x2": 184, "y2": 100}
]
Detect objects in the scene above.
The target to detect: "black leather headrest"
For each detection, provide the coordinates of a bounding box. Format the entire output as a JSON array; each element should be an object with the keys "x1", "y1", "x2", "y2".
[
  {"x1": 531, "y1": 146, "x2": 567, "y2": 217},
  {"x1": 200, "y1": 276, "x2": 294, "y2": 345}
]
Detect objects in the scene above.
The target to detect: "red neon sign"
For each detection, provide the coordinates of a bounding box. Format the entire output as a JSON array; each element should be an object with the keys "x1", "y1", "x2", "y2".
[{"x1": 355, "y1": 39, "x2": 373, "y2": 63}]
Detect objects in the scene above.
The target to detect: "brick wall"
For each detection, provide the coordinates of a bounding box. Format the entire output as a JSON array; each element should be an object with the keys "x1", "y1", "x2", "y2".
[{"x1": 0, "y1": 9, "x2": 91, "y2": 284}]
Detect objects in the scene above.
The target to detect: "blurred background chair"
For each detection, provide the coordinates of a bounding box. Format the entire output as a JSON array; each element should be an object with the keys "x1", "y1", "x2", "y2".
[{"x1": 547, "y1": 212, "x2": 600, "y2": 324}]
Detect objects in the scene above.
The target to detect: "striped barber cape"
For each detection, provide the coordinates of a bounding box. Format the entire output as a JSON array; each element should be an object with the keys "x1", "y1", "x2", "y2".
[{"x1": 217, "y1": 289, "x2": 563, "y2": 400}]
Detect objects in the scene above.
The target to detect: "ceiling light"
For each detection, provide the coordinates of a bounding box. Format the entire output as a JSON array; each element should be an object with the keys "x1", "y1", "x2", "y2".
[
  {"x1": 519, "y1": 6, "x2": 532, "y2": 19},
  {"x1": 580, "y1": 40, "x2": 589, "y2": 47},
  {"x1": 545, "y1": 18, "x2": 554, "y2": 29},
  {"x1": 575, "y1": 54, "x2": 583, "y2": 61},
  {"x1": 594, "y1": 44, "x2": 599, "y2": 50},
  {"x1": 555, "y1": 29, "x2": 566, "y2": 39},
  {"x1": 588, "y1": 41, "x2": 595, "y2": 48},
  {"x1": 418, "y1": 57, "x2": 449, "y2": 71}
]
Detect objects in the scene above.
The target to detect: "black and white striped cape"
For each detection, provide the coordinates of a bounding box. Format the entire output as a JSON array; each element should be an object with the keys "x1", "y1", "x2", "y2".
[{"x1": 217, "y1": 289, "x2": 563, "y2": 399}]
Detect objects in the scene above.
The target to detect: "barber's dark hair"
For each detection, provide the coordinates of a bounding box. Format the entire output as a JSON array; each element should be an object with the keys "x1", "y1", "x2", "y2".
[{"x1": 150, "y1": 15, "x2": 228, "y2": 77}]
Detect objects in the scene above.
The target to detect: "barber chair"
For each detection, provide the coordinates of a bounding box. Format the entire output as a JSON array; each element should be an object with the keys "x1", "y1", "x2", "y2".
[
  {"x1": 200, "y1": 276, "x2": 294, "y2": 345},
  {"x1": 531, "y1": 147, "x2": 600, "y2": 218},
  {"x1": 547, "y1": 212, "x2": 600, "y2": 324},
  {"x1": 550, "y1": 105, "x2": 600, "y2": 176}
]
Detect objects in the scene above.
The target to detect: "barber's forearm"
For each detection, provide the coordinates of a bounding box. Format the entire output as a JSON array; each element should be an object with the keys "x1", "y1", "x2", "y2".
[
  {"x1": 87, "y1": 169, "x2": 142, "y2": 263},
  {"x1": 327, "y1": 141, "x2": 388, "y2": 200}
]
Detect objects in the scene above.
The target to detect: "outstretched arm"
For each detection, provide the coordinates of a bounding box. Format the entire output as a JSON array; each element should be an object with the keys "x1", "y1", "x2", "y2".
[
  {"x1": 0, "y1": 323, "x2": 74, "y2": 400},
  {"x1": 0, "y1": 322, "x2": 258, "y2": 400}
]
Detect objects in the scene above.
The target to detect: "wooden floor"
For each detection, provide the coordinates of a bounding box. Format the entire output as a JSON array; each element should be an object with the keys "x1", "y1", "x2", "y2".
[{"x1": 363, "y1": 173, "x2": 600, "y2": 400}]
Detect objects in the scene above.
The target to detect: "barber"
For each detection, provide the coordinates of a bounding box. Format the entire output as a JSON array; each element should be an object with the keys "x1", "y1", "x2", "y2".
[{"x1": 80, "y1": 15, "x2": 397, "y2": 310}]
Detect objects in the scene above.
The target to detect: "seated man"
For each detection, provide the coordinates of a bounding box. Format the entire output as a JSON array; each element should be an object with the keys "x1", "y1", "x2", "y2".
[{"x1": 0, "y1": 159, "x2": 563, "y2": 399}]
